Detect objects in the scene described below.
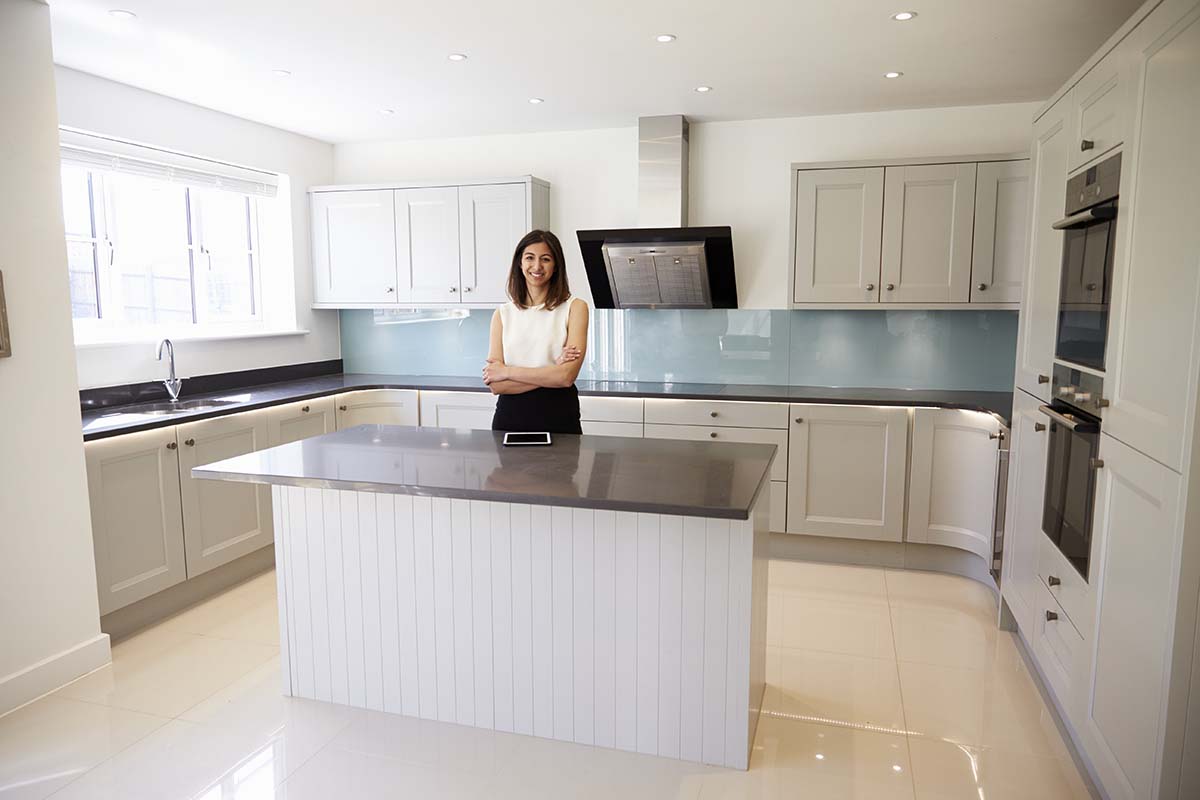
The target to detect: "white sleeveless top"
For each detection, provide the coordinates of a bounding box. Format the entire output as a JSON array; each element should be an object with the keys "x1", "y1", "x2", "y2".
[{"x1": 499, "y1": 296, "x2": 582, "y2": 368}]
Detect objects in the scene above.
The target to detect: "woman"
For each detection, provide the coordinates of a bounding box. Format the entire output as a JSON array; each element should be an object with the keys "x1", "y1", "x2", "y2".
[{"x1": 483, "y1": 229, "x2": 588, "y2": 434}]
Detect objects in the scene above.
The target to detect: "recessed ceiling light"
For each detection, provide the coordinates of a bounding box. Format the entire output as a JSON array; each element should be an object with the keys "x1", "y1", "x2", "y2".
[
  {"x1": 272, "y1": 69, "x2": 291, "y2": 78},
  {"x1": 892, "y1": 765, "x2": 903, "y2": 773},
  {"x1": 656, "y1": 34, "x2": 676, "y2": 43},
  {"x1": 528, "y1": 97, "x2": 544, "y2": 104},
  {"x1": 694, "y1": 85, "x2": 712, "y2": 93},
  {"x1": 379, "y1": 108, "x2": 395, "y2": 115},
  {"x1": 815, "y1": 754, "x2": 825, "y2": 761},
  {"x1": 448, "y1": 53, "x2": 468, "y2": 62},
  {"x1": 891, "y1": 11, "x2": 917, "y2": 21},
  {"x1": 884, "y1": 71, "x2": 904, "y2": 78},
  {"x1": 108, "y1": 9, "x2": 136, "y2": 19}
]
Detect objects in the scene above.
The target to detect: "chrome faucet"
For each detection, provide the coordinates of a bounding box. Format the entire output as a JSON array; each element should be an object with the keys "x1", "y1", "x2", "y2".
[{"x1": 157, "y1": 338, "x2": 183, "y2": 401}]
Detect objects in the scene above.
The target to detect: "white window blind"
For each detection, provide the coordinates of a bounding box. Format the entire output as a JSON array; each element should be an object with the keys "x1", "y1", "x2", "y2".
[{"x1": 59, "y1": 129, "x2": 279, "y2": 198}]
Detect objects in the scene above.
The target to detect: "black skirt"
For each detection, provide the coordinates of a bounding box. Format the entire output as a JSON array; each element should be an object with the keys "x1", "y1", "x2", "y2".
[{"x1": 492, "y1": 385, "x2": 582, "y2": 434}]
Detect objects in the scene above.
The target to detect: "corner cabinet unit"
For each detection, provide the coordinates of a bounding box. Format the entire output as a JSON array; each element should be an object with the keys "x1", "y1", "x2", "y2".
[
  {"x1": 333, "y1": 389, "x2": 420, "y2": 429},
  {"x1": 792, "y1": 155, "x2": 1028, "y2": 308},
  {"x1": 311, "y1": 177, "x2": 549, "y2": 309}
]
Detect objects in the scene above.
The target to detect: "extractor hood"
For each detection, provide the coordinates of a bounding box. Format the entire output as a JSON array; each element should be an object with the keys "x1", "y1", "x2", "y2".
[{"x1": 578, "y1": 115, "x2": 738, "y2": 309}]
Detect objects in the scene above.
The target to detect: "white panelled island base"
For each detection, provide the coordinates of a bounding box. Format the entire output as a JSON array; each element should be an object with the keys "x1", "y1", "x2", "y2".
[{"x1": 197, "y1": 425, "x2": 772, "y2": 769}]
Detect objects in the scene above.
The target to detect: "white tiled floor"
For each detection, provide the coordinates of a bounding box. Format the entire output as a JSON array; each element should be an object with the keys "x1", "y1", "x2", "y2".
[{"x1": 0, "y1": 562, "x2": 1095, "y2": 799}]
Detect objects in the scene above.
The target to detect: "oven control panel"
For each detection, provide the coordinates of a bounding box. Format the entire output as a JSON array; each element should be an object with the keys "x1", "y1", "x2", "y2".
[{"x1": 1051, "y1": 363, "x2": 1107, "y2": 416}]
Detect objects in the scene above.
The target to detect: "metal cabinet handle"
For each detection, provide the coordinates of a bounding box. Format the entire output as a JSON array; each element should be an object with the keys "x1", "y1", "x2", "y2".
[
  {"x1": 977, "y1": 283, "x2": 987, "y2": 291},
  {"x1": 464, "y1": 286, "x2": 473, "y2": 293},
  {"x1": 794, "y1": 417, "x2": 804, "y2": 424},
  {"x1": 1081, "y1": 139, "x2": 1095, "y2": 152},
  {"x1": 709, "y1": 432, "x2": 718, "y2": 439},
  {"x1": 886, "y1": 283, "x2": 895, "y2": 291},
  {"x1": 1048, "y1": 575, "x2": 1061, "y2": 587},
  {"x1": 184, "y1": 438, "x2": 195, "y2": 447},
  {"x1": 1037, "y1": 374, "x2": 1050, "y2": 384},
  {"x1": 302, "y1": 405, "x2": 311, "y2": 413},
  {"x1": 1086, "y1": 283, "x2": 1097, "y2": 291},
  {"x1": 710, "y1": 411, "x2": 718, "y2": 418},
  {"x1": 1046, "y1": 610, "x2": 1059, "y2": 622},
  {"x1": 865, "y1": 283, "x2": 875, "y2": 291},
  {"x1": 385, "y1": 287, "x2": 395, "y2": 294},
  {"x1": 166, "y1": 441, "x2": 177, "y2": 450},
  {"x1": 1089, "y1": 458, "x2": 1105, "y2": 470},
  {"x1": 1034, "y1": 422, "x2": 1046, "y2": 432},
  {"x1": 339, "y1": 405, "x2": 348, "y2": 411},
  {"x1": 449, "y1": 287, "x2": 458, "y2": 293},
  {"x1": 989, "y1": 432, "x2": 1003, "y2": 440}
]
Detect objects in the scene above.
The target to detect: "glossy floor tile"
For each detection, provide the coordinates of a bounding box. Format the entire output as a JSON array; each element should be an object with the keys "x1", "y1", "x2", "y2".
[{"x1": 0, "y1": 562, "x2": 1095, "y2": 799}]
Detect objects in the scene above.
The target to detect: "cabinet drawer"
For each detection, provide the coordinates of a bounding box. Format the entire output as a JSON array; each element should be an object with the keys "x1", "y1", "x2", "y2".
[
  {"x1": 643, "y1": 398, "x2": 788, "y2": 429},
  {"x1": 769, "y1": 481, "x2": 787, "y2": 533},
  {"x1": 580, "y1": 420, "x2": 642, "y2": 438},
  {"x1": 643, "y1": 423, "x2": 787, "y2": 481},
  {"x1": 1033, "y1": 581, "x2": 1085, "y2": 715},
  {"x1": 1037, "y1": 534, "x2": 1091, "y2": 637},
  {"x1": 579, "y1": 395, "x2": 644, "y2": 423},
  {"x1": 1069, "y1": 51, "x2": 1125, "y2": 173}
]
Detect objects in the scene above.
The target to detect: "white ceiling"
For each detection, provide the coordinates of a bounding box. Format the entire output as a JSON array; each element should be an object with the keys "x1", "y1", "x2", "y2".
[{"x1": 48, "y1": 0, "x2": 1144, "y2": 144}]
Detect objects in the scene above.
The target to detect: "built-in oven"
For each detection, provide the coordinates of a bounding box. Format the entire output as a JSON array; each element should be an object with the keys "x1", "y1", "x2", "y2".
[
  {"x1": 1052, "y1": 153, "x2": 1121, "y2": 372},
  {"x1": 1041, "y1": 364, "x2": 1107, "y2": 581}
]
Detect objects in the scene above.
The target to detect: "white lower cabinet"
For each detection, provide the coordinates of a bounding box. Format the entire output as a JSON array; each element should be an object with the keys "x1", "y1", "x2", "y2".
[
  {"x1": 786, "y1": 404, "x2": 908, "y2": 541},
  {"x1": 1032, "y1": 581, "x2": 1086, "y2": 720},
  {"x1": 643, "y1": 423, "x2": 788, "y2": 482},
  {"x1": 334, "y1": 389, "x2": 419, "y2": 429},
  {"x1": 267, "y1": 396, "x2": 336, "y2": 446},
  {"x1": 419, "y1": 390, "x2": 498, "y2": 430},
  {"x1": 580, "y1": 396, "x2": 643, "y2": 437},
  {"x1": 580, "y1": 420, "x2": 642, "y2": 437},
  {"x1": 1001, "y1": 389, "x2": 1051, "y2": 636},
  {"x1": 85, "y1": 428, "x2": 187, "y2": 615},
  {"x1": 906, "y1": 408, "x2": 1002, "y2": 559},
  {"x1": 176, "y1": 411, "x2": 273, "y2": 579},
  {"x1": 769, "y1": 481, "x2": 787, "y2": 534}
]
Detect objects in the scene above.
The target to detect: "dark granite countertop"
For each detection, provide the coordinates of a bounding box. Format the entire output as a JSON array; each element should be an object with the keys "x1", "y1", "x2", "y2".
[
  {"x1": 191, "y1": 424, "x2": 776, "y2": 520},
  {"x1": 81, "y1": 371, "x2": 1012, "y2": 441}
]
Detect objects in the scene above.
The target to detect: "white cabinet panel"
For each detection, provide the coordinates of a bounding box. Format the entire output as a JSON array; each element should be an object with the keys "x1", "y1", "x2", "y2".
[
  {"x1": 581, "y1": 421, "x2": 642, "y2": 438},
  {"x1": 335, "y1": 389, "x2": 420, "y2": 429},
  {"x1": 177, "y1": 410, "x2": 272, "y2": 578},
  {"x1": 785, "y1": 405, "x2": 908, "y2": 541},
  {"x1": 396, "y1": 187, "x2": 461, "y2": 304},
  {"x1": 643, "y1": 423, "x2": 788, "y2": 482},
  {"x1": 1082, "y1": 433, "x2": 1182, "y2": 800},
  {"x1": 1037, "y1": 531, "x2": 1091, "y2": 639},
  {"x1": 971, "y1": 160, "x2": 1030, "y2": 304},
  {"x1": 1103, "y1": 9, "x2": 1200, "y2": 472},
  {"x1": 768, "y1": 481, "x2": 786, "y2": 533},
  {"x1": 267, "y1": 396, "x2": 336, "y2": 446},
  {"x1": 311, "y1": 190, "x2": 397, "y2": 305},
  {"x1": 792, "y1": 167, "x2": 884, "y2": 303},
  {"x1": 880, "y1": 163, "x2": 976, "y2": 303},
  {"x1": 579, "y1": 395, "x2": 643, "y2": 423},
  {"x1": 85, "y1": 427, "x2": 186, "y2": 615},
  {"x1": 1032, "y1": 582, "x2": 1086, "y2": 724},
  {"x1": 1069, "y1": 50, "x2": 1126, "y2": 173},
  {"x1": 1015, "y1": 95, "x2": 1072, "y2": 400},
  {"x1": 460, "y1": 183, "x2": 527, "y2": 304},
  {"x1": 643, "y1": 399, "x2": 788, "y2": 429},
  {"x1": 906, "y1": 408, "x2": 1002, "y2": 560},
  {"x1": 419, "y1": 390, "x2": 498, "y2": 431},
  {"x1": 1000, "y1": 389, "x2": 1051, "y2": 637}
]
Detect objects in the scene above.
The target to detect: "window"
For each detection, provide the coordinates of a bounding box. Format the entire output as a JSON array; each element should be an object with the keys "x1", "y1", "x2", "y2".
[{"x1": 60, "y1": 131, "x2": 283, "y2": 341}]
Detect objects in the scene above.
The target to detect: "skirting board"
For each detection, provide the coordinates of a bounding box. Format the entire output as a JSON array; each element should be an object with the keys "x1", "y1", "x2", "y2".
[{"x1": 0, "y1": 633, "x2": 111, "y2": 718}]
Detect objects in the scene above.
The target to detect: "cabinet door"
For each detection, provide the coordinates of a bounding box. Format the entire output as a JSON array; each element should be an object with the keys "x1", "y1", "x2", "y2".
[
  {"x1": 1015, "y1": 95, "x2": 1072, "y2": 400},
  {"x1": 418, "y1": 390, "x2": 498, "y2": 430},
  {"x1": 334, "y1": 389, "x2": 419, "y2": 429},
  {"x1": 311, "y1": 190, "x2": 398, "y2": 304},
  {"x1": 906, "y1": 408, "x2": 1001, "y2": 560},
  {"x1": 177, "y1": 410, "x2": 272, "y2": 578},
  {"x1": 1103, "y1": 7, "x2": 1200, "y2": 473},
  {"x1": 85, "y1": 428, "x2": 187, "y2": 615},
  {"x1": 792, "y1": 167, "x2": 884, "y2": 303},
  {"x1": 396, "y1": 186, "x2": 461, "y2": 304},
  {"x1": 786, "y1": 405, "x2": 908, "y2": 541},
  {"x1": 1082, "y1": 433, "x2": 1182, "y2": 800},
  {"x1": 459, "y1": 183, "x2": 527, "y2": 304},
  {"x1": 580, "y1": 420, "x2": 642, "y2": 437},
  {"x1": 643, "y1": 423, "x2": 788, "y2": 482},
  {"x1": 1000, "y1": 389, "x2": 1050, "y2": 637},
  {"x1": 971, "y1": 160, "x2": 1030, "y2": 304},
  {"x1": 267, "y1": 396, "x2": 336, "y2": 446},
  {"x1": 880, "y1": 163, "x2": 976, "y2": 303},
  {"x1": 1068, "y1": 50, "x2": 1126, "y2": 173}
]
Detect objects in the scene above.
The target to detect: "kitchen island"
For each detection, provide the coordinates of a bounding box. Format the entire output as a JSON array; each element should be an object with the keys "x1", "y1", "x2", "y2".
[{"x1": 193, "y1": 425, "x2": 772, "y2": 769}]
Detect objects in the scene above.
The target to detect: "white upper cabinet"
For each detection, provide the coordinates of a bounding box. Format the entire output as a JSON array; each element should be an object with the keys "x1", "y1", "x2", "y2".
[
  {"x1": 792, "y1": 167, "x2": 883, "y2": 303},
  {"x1": 880, "y1": 163, "x2": 977, "y2": 303},
  {"x1": 1014, "y1": 94, "x2": 1072, "y2": 401},
  {"x1": 460, "y1": 183, "x2": 528, "y2": 304},
  {"x1": 1068, "y1": 49, "x2": 1127, "y2": 174},
  {"x1": 311, "y1": 190, "x2": 398, "y2": 305},
  {"x1": 397, "y1": 187, "x2": 461, "y2": 304},
  {"x1": 311, "y1": 177, "x2": 547, "y2": 308},
  {"x1": 906, "y1": 408, "x2": 1002, "y2": 560},
  {"x1": 1103, "y1": 6, "x2": 1200, "y2": 473},
  {"x1": 785, "y1": 404, "x2": 909, "y2": 542},
  {"x1": 334, "y1": 389, "x2": 420, "y2": 429},
  {"x1": 971, "y1": 160, "x2": 1031, "y2": 304}
]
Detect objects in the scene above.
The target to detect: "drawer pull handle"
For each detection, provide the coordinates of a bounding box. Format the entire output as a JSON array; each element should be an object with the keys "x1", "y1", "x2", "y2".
[
  {"x1": 1081, "y1": 138, "x2": 1095, "y2": 152},
  {"x1": 184, "y1": 438, "x2": 195, "y2": 447},
  {"x1": 865, "y1": 283, "x2": 875, "y2": 291},
  {"x1": 1089, "y1": 458, "x2": 1105, "y2": 470},
  {"x1": 1046, "y1": 610, "x2": 1059, "y2": 622},
  {"x1": 794, "y1": 417, "x2": 804, "y2": 424},
  {"x1": 710, "y1": 432, "x2": 718, "y2": 439},
  {"x1": 977, "y1": 282, "x2": 987, "y2": 291},
  {"x1": 989, "y1": 432, "x2": 1003, "y2": 440},
  {"x1": 1034, "y1": 422, "x2": 1046, "y2": 432},
  {"x1": 710, "y1": 411, "x2": 718, "y2": 418},
  {"x1": 166, "y1": 441, "x2": 177, "y2": 450},
  {"x1": 886, "y1": 283, "x2": 895, "y2": 291},
  {"x1": 1037, "y1": 374, "x2": 1050, "y2": 384},
  {"x1": 302, "y1": 405, "x2": 311, "y2": 413},
  {"x1": 1048, "y1": 575, "x2": 1061, "y2": 587},
  {"x1": 339, "y1": 405, "x2": 348, "y2": 411}
]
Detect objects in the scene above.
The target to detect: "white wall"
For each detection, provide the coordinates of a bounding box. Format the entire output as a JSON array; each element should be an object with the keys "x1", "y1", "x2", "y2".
[
  {"x1": 54, "y1": 67, "x2": 341, "y2": 388},
  {"x1": 0, "y1": 0, "x2": 109, "y2": 714},
  {"x1": 335, "y1": 102, "x2": 1040, "y2": 308}
]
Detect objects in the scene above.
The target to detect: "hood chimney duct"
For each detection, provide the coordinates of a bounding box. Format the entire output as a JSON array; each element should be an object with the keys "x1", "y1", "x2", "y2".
[{"x1": 638, "y1": 115, "x2": 689, "y2": 227}]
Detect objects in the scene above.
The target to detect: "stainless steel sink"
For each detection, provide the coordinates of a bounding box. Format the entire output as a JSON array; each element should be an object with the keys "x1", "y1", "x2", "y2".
[{"x1": 107, "y1": 399, "x2": 243, "y2": 417}]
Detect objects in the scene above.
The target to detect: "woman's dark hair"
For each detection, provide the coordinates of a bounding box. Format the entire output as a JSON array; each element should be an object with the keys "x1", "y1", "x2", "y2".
[{"x1": 507, "y1": 229, "x2": 571, "y2": 310}]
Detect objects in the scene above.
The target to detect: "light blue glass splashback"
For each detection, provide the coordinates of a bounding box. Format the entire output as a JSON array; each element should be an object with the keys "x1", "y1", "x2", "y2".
[{"x1": 340, "y1": 308, "x2": 1018, "y2": 391}]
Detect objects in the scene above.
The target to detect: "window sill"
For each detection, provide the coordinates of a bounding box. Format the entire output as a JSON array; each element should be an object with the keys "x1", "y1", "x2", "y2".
[{"x1": 74, "y1": 328, "x2": 311, "y2": 349}]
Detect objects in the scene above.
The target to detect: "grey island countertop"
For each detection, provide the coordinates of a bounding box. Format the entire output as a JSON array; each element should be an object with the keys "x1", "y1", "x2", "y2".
[{"x1": 192, "y1": 424, "x2": 777, "y2": 520}]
